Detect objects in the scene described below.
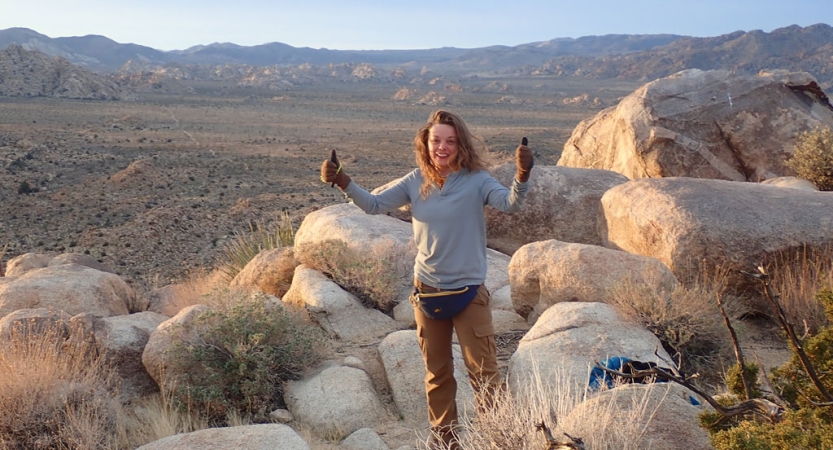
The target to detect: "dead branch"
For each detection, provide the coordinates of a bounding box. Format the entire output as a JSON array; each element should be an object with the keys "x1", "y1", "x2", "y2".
[
  {"x1": 743, "y1": 266, "x2": 833, "y2": 403},
  {"x1": 594, "y1": 363, "x2": 785, "y2": 424},
  {"x1": 535, "y1": 421, "x2": 585, "y2": 450},
  {"x1": 717, "y1": 291, "x2": 752, "y2": 399}
]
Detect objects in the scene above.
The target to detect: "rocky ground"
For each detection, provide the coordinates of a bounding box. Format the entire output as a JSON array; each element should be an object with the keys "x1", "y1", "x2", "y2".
[{"x1": 0, "y1": 77, "x2": 638, "y2": 295}]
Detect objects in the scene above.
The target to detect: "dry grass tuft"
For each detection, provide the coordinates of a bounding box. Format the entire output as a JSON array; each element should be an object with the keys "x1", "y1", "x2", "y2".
[
  {"x1": 297, "y1": 238, "x2": 410, "y2": 313},
  {"x1": 766, "y1": 245, "x2": 833, "y2": 335},
  {"x1": 0, "y1": 322, "x2": 125, "y2": 450},
  {"x1": 450, "y1": 367, "x2": 661, "y2": 450},
  {"x1": 219, "y1": 212, "x2": 295, "y2": 281},
  {"x1": 149, "y1": 267, "x2": 229, "y2": 316},
  {"x1": 606, "y1": 267, "x2": 745, "y2": 380}
]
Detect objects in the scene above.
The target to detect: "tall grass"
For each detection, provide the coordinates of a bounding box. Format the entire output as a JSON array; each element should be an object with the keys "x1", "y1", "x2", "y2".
[
  {"x1": 606, "y1": 267, "x2": 744, "y2": 381},
  {"x1": 219, "y1": 212, "x2": 295, "y2": 281},
  {"x1": 448, "y1": 365, "x2": 664, "y2": 450},
  {"x1": 0, "y1": 322, "x2": 124, "y2": 450},
  {"x1": 767, "y1": 245, "x2": 833, "y2": 335}
]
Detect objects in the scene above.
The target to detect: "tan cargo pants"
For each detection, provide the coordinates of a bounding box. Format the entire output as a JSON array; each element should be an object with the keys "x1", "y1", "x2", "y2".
[{"x1": 413, "y1": 279, "x2": 500, "y2": 433}]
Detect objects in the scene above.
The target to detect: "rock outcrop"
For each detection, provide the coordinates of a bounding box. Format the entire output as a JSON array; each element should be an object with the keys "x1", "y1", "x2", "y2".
[
  {"x1": 558, "y1": 69, "x2": 833, "y2": 181},
  {"x1": 599, "y1": 177, "x2": 833, "y2": 303},
  {"x1": 0, "y1": 45, "x2": 129, "y2": 99}
]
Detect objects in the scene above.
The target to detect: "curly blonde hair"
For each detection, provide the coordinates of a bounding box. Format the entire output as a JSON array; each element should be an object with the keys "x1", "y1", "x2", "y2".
[{"x1": 414, "y1": 110, "x2": 487, "y2": 198}]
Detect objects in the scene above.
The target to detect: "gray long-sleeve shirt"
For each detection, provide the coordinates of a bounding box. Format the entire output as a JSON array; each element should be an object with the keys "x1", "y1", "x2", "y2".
[{"x1": 343, "y1": 168, "x2": 528, "y2": 289}]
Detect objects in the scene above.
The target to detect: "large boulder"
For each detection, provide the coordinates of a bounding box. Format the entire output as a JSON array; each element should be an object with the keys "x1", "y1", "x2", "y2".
[
  {"x1": 229, "y1": 247, "x2": 298, "y2": 298},
  {"x1": 294, "y1": 203, "x2": 416, "y2": 302},
  {"x1": 141, "y1": 304, "x2": 213, "y2": 388},
  {"x1": 284, "y1": 365, "x2": 390, "y2": 438},
  {"x1": 508, "y1": 302, "x2": 671, "y2": 392},
  {"x1": 5, "y1": 252, "x2": 115, "y2": 277},
  {"x1": 0, "y1": 308, "x2": 72, "y2": 340},
  {"x1": 282, "y1": 265, "x2": 399, "y2": 343},
  {"x1": 135, "y1": 424, "x2": 309, "y2": 450},
  {"x1": 599, "y1": 177, "x2": 833, "y2": 301},
  {"x1": 558, "y1": 69, "x2": 833, "y2": 181},
  {"x1": 0, "y1": 263, "x2": 133, "y2": 320},
  {"x1": 486, "y1": 164, "x2": 628, "y2": 253},
  {"x1": 509, "y1": 240, "x2": 678, "y2": 320},
  {"x1": 88, "y1": 311, "x2": 169, "y2": 398}
]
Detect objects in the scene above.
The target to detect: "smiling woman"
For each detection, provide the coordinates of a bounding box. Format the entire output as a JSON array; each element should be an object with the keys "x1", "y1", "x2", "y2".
[{"x1": 320, "y1": 109, "x2": 533, "y2": 448}]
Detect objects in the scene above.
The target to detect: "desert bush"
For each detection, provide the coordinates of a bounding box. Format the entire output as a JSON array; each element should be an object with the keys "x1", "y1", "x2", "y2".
[
  {"x1": 297, "y1": 238, "x2": 409, "y2": 313},
  {"x1": 607, "y1": 271, "x2": 743, "y2": 378},
  {"x1": 785, "y1": 126, "x2": 833, "y2": 191},
  {"x1": 0, "y1": 322, "x2": 126, "y2": 450},
  {"x1": 703, "y1": 289, "x2": 833, "y2": 449},
  {"x1": 219, "y1": 211, "x2": 295, "y2": 281},
  {"x1": 169, "y1": 291, "x2": 327, "y2": 424},
  {"x1": 765, "y1": 245, "x2": 833, "y2": 334}
]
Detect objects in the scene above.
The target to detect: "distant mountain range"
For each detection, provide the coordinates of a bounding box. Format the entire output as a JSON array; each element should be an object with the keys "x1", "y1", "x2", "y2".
[{"x1": 1, "y1": 24, "x2": 832, "y2": 87}]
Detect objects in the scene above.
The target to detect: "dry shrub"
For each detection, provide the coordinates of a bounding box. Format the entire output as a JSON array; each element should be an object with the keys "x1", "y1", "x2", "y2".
[
  {"x1": 297, "y1": 239, "x2": 410, "y2": 313},
  {"x1": 450, "y1": 367, "x2": 661, "y2": 450},
  {"x1": 785, "y1": 126, "x2": 833, "y2": 191},
  {"x1": 607, "y1": 268, "x2": 744, "y2": 378},
  {"x1": 766, "y1": 245, "x2": 833, "y2": 335},
  {"x1": 0, "y1": 322, "x2": 125, "y2": 450}
]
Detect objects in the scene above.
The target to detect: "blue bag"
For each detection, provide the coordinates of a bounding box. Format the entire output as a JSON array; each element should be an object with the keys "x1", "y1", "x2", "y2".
[{"x1": 409, "y1": 285, "x2": 480, "y2": 320}]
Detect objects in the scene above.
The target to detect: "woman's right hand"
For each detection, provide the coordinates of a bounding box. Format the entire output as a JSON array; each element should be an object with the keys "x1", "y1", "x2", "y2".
[{"x1": 320, "y1": 149, "x2": 351, "y2": 189}]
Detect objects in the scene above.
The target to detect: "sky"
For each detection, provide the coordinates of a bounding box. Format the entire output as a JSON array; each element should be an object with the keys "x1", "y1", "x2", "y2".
[{"x1": 1, "y1": 0, "x2": 831, "y2": 51}]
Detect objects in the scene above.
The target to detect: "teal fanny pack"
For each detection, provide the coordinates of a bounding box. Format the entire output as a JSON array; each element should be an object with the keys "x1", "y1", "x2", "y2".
[{"x1": 410, "y1": 285, "x2": 480, "y2": 320}]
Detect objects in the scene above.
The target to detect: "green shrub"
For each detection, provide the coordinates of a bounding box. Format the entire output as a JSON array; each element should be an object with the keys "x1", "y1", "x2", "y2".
[
  {"x1": 170, "y1": 292, "x2": 327, "y2": 423},
  {"x1": 705, "y1": 288, "x2": 833, "y2": 449},
  {"x1": 219, "y1": 212, "x2": 295, "y2": 281},
  {"x1": 725, "y1": 363, "x2": 762, "y2": 400},
  {"x1": 786, "y1": 126, "x2": 833, "y2": 191}
]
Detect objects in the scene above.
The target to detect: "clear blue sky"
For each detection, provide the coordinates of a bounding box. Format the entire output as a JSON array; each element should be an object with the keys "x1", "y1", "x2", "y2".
[{"x1": 1, "y1": 0, "x2": 830, "y2": 51}]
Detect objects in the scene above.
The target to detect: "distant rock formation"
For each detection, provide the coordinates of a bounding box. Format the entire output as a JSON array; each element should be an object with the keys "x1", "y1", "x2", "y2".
[{"x1": 0, "y1": 45, "x2": 129, "y2": 99}]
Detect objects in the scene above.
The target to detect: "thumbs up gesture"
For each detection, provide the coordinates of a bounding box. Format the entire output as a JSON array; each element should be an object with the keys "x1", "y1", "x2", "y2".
[
  {"x1": 515, "y1": 137, "x2": 533, "y2": 182},
  {"x1": 320, "y1": 149, "x2": 351, "y2": 190}
]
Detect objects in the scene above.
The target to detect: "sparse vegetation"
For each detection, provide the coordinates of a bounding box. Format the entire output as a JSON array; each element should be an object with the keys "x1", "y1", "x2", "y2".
[
  {"x1": 297, "y1": 239, "x2": 409, "y2": 313},
  {"x1": 450, "y1": 368, "x2": 663, "y2": 450},
  {"x1": 168, "y1": 291, "x2": 328, "y2": 424},
  {"x1": 785, "y1": 126, "x2": 833, "y2": 191},
  {"x1": 0, "y1": 322, "x2": 124, "y2": 450},
  {"x1": 607, "y1": 269, "x2": 744, "y2": 379},
  {"x1": 219, "y1": 212, "x2": 295, "y2": 281},
  {"x1": 696, "y1": 275, "x2": 833, "y2": 450},
  {"x1": 766, "y1": 245, "x2": 833, "y2": 335}
]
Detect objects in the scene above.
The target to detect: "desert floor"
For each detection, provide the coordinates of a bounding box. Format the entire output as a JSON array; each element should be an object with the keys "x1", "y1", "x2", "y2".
[{"x1": 0, "y1": 75, "x2": 641, "y2": 293}]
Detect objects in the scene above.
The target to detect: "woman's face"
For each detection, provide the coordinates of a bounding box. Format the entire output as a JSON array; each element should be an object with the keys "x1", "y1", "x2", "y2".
[{"x1": 427, "y1": 123, "x2": 458, "y2": 176}]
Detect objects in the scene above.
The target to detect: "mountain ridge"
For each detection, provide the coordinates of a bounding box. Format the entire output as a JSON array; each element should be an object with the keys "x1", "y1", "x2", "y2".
[{"x1": 0, "y1": 24, "x2": 831, "y2": 87}]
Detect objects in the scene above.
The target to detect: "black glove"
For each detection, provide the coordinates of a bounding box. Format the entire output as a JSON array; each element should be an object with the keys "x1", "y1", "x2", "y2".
[{"x1": 515, "y1": 137, "x2": 533, "y2": 182}]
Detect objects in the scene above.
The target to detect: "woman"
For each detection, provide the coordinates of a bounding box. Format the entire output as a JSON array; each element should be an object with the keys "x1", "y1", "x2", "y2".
[{"x1": 321, "y1": 110, "x2": 532, "y2": 449}]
